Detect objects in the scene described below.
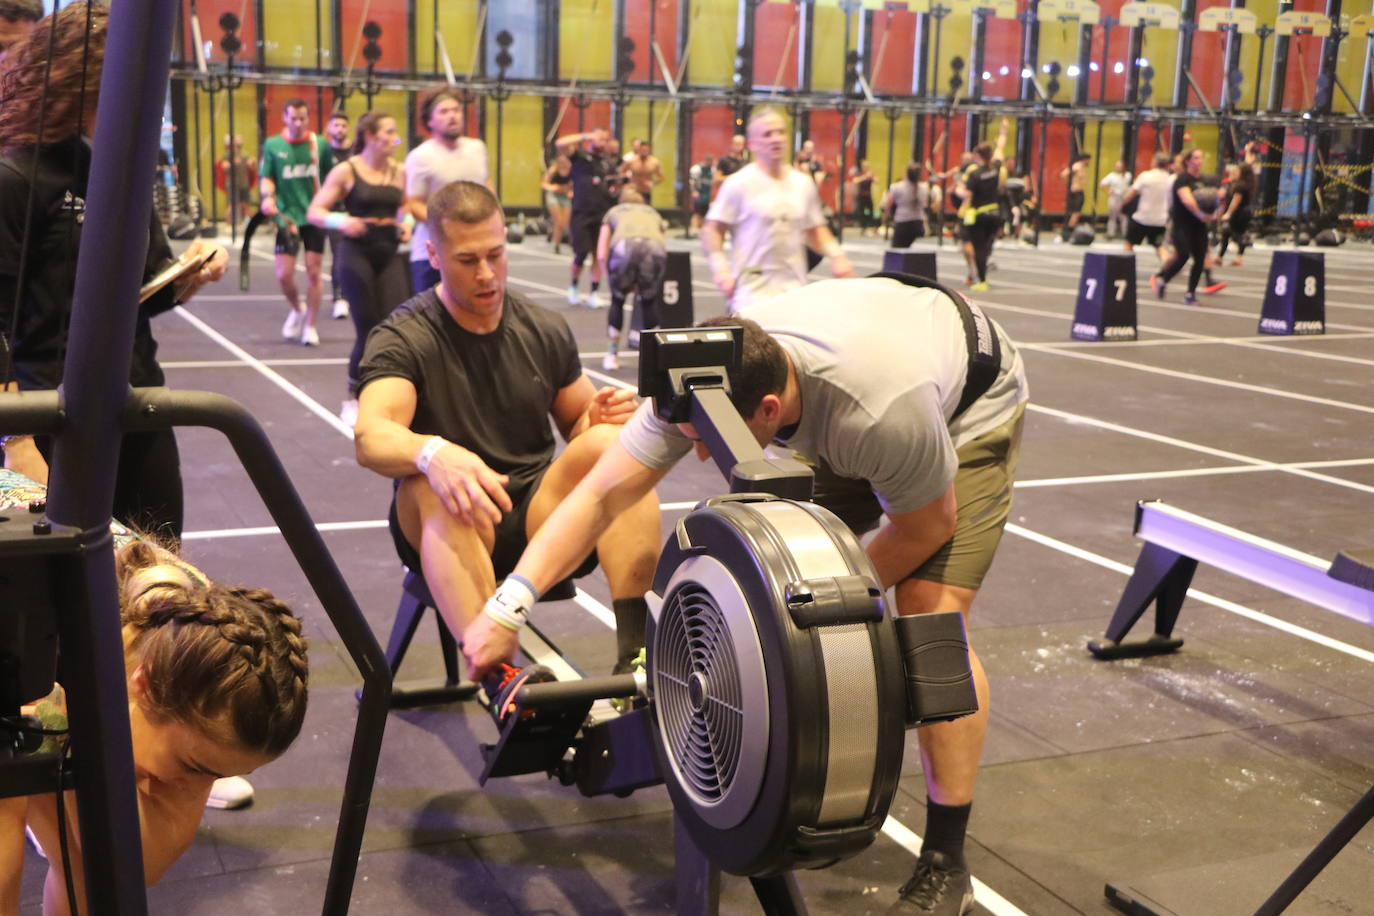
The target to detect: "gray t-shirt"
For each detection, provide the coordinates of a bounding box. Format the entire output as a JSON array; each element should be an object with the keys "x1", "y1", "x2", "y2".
[
  {"x1": 603, "y1": 202, "x2": 666, "y2": 247},
  {"x1": 405, "y1": 137, "x2": 490, "y2": 261},
  {"x1": 618, "y1": 277, "x2": 1029, "y2": 515},
  {"x1": 886, "y1": 180, "x2": 929, "y2": 223}
]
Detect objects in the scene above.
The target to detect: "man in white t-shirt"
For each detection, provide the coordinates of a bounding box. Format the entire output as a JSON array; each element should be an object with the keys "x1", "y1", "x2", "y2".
[
  {"x1": 1121, "y1": 152, "x2": 1174, "y2": 262},
  {"x1": 404, "y1": 91, "x2": 491, "y2": 292},
  {"x1": 1098, "y1": 160, "x2": 1133, "y2": 239},
  {"x1": 701, "y1": 108, "x2": 852, "y2": 314}
]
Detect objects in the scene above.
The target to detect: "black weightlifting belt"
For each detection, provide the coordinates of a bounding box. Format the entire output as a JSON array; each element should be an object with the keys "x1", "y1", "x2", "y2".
[{"x1": 867, "y1": 271, "x2": 1002, "y2": 422}]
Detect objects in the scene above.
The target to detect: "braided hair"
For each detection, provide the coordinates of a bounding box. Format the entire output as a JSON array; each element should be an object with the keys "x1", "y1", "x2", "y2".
[{"x1": 116, "y1": 540, "x2": 309, "y2": 759}]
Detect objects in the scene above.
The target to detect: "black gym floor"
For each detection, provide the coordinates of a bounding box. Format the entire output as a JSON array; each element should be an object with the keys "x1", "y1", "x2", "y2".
[{"x1": 17, "y1": 232, "x2": 1374, "y2": 914}]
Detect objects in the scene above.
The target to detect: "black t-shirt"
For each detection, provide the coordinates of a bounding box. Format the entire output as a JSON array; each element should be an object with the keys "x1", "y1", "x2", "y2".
[
  {"x1": 569, "y1": 148, "x2": 619, "y2": 216},
  {"x1": 1171, "y1": 172, "x2": 1204, "y2": 231},
  {"x1": 1229, "y1": 185, "x2": 1252, "y2": 213},
  {"x1": 962, "y1": 160, "x2": 1002, "y2": 209},
  {"x1": 0, "y1": 138, "x2": 175, "y2": 389},
  {"x1": 356, "y1": 289, "x2": 582, "y2": 489},
  {"x1": 716, "y1": 153, "x2": 747, "y2": 179}
]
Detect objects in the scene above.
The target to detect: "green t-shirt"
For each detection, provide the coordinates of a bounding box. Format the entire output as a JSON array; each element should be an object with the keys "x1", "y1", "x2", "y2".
[{"x1": 258, "y1": 132, "x2": 334, "y2": 227}]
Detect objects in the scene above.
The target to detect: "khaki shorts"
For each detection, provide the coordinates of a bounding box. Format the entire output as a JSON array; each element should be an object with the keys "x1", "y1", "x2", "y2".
[{"x1": 811, "y1": 403, "x2": 1025, "y2": 589}]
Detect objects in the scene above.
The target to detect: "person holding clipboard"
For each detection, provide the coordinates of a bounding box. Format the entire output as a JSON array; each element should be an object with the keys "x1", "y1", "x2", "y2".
[{"x1": 0, "y1": 2, "x2": 227, "y2": 541}]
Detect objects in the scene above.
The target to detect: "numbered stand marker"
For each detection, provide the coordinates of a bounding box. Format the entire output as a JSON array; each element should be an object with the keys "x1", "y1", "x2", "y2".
[
  {"x1": 882, "y1": 249, "x2": 938, "y2": 283},
  {"x1": 631, "y1": 250, "x2": 694, "y2": 343},
  {"x1": 1071, "y1": 252, "x2": 1137, "y2": 341},
  {"x1": 1259, "y1": 251, "x2": 1324, "y2": 335}
]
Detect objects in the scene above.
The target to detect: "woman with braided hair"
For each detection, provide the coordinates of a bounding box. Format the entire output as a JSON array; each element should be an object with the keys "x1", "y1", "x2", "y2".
[{"x1": 0, "y1": 470, "x2": 309, "y2": 914}]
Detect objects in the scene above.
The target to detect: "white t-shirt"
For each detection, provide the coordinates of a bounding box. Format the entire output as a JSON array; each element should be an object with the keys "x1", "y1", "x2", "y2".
[
  {"x1": 705, "y1": 163, "x2": 825, "y2": 313},
  {"x1": 617, "y1": 277, "x2": 1029, "y2": 515},
  {"x1": 1100, "y1": 171, "x2": 1133, "y2": 200},
  {"x1": 1130, "y1": 169, "x2": 1175, "y2": 227},
  {"x1": 405, "y1": 137, "x2": 490, "y2": 261}
]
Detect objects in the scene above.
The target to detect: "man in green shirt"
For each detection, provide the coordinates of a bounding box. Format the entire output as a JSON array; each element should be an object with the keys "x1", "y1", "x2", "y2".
[{"x1": 259, "y1": 98, "x2": 334, "y2": 345}]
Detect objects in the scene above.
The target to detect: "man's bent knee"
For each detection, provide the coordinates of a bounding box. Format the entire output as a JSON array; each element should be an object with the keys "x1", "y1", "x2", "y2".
[
  {"x1": 895, "y1": 578, "x2": 977, "y2": 617},
  {"x1": 396, "y1": 475, "x2": 496, "y2": 554}
]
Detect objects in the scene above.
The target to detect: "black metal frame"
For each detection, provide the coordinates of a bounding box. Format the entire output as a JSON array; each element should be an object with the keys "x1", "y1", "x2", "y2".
[{"x1": 0, "y1": 4, "x2": 391, "y2": 911}]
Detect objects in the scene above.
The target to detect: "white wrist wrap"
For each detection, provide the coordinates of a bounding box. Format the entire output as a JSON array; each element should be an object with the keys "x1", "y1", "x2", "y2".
[
  {"x1": 483, "y1": 576, "x2": 538, "y2": 631},
  {"x1": 822, "y1": 241, "x2": 844, "y2": 259},
  {"x1": 416, "y1": 436, "x2": 447, "y2": 474}
]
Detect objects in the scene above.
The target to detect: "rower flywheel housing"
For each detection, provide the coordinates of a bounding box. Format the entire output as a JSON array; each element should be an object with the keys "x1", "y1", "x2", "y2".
[{"x1": 647, "y1": 494, "x2": 907, "y2": 876}]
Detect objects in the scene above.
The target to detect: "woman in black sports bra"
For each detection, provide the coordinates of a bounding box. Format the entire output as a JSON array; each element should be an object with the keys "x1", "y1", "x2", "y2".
[{"x1": 308, "y1": 111, "x2": 411, "y2": 422}]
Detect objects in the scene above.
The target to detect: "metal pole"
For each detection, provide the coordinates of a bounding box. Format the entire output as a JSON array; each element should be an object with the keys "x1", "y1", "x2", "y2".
[
  {"x1": 931, "y1": 4, "x2": 948, "y2": 246},
  {"x1": 47, "y1": 0, "x2": 183, "y2": 907}
]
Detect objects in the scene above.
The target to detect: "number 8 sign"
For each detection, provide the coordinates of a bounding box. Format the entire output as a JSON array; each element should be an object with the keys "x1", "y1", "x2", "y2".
[{"x1": 1260, "y1": 251, "x2": 1324, "y2": 335}]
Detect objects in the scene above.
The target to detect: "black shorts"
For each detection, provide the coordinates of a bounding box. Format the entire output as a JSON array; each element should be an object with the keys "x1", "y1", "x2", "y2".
[
  {"x1": 276, "y1": 223, "x2": 326, "y2": 257},
  {"x1": 1125, "y1": 218, "x2": 1165, "y2": 248},
  {"x1": 388, "y1": 464, "x2": 599, "y2": 585},
  {"x1": 570, "y1": 210, "x2": 605, "y2": 265},
  {"x1": 1066, "y1": 190, "x2": 1085, "y2": 214},
  {"x1": 693, "y1": 198, "x2": 710, "y2": 217}
]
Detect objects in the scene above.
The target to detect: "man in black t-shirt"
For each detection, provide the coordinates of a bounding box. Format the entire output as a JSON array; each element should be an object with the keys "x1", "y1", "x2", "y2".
[
  {"x1": 354, "y1": 180, "x2": 660, "y2": 677},
  {"x1": 712, "y1": 133, "x2": 749, "y2": 196},
  {"x1": 554, "y1": 127, "x2": 622, "y2": 308}
]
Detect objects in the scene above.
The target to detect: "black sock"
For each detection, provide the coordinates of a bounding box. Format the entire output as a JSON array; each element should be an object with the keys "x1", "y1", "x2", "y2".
[
  {"x1": 590, "y1": 281, "x2": 601, "y2": 293},
  {"x1": 612, "y1": 596, "x2": 647, "y2": 665},
  {"x1": 921, "y1": 800, "x2": 971, "y2": 866}
]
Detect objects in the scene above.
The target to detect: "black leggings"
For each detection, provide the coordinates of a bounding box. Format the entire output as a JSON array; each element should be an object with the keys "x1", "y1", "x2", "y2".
[
  {"x1": 891, "y1": 219, "x2": 924, "y2": 248},
  {"x1": 37, "y1": 428, "x2": 183, "y2": 540},
  {"x1": 1217, "y1": 209, "x2": 1251, "y2": 259},
  {"x1": 968, "y1": 214, "x2": 1000, "y2": 282},
  {"x1": 1159, "y1": 222, "x2": 1209, "y2": 293},
  {"x1": 339, "y1": 237, "x2": 409, "y2": 394}
]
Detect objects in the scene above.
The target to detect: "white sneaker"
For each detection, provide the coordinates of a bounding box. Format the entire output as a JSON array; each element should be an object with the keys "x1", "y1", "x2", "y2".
[
  {"x1": 206, "y1": 775, "x2": 254, "y2": 810},
  {"x1": 567, "y1": 284, "x2": 580, "y2": 305},
  {"x1": 602, "y1": 351, "x2": 620, "y2": 371},
  {"x1": 332, "y1": 298, "x2": 350, "y2": 319},
  {"x1": 339, "y1": 398, "x2": 359, "y2": 427},
  {"x1": 300, "y1": 324, "x2": 320, "y2": 347},
  {"x1": 281, "y1": 308, "x2": 305, "y2": 340},
  {"x1": 584, "y1": 290, "x2": 604, "y2": 309}
]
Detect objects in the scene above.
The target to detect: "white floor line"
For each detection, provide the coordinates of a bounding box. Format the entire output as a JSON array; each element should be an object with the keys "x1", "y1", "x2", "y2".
[
  {"x1": 182, "y1": 519, "x2": 388, "y2": 541},
  {"x1": 179, "y1": 450, "x2": 1374, "y2": 542},
  {"x1": 173, "y1": 306, "x2": 354, "y2": 439},
  {"x1": 1005, "y1": 523, "x2": 1374, "y2": 665},
  {"x1": 162, "y1": 357, "x2": 350, "y2": 369},
  {"x1": 1012, "y1": 456, "x2": 1374, "y2": 489},
  {"x1": 1029, "y1": 344, "x2": 1374, "y2": 415},
  {"x1": 1029, "y1": 402, "x2": 1374, "y2": 496},
  {"x1": 195, "y1": 293, "x2": 292, "y2": 302}
]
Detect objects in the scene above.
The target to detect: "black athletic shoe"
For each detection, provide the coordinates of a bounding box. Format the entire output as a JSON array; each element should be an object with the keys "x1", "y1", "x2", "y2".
[{"x1": 887, "y1": 851, "x2": 974, "y2": 915}]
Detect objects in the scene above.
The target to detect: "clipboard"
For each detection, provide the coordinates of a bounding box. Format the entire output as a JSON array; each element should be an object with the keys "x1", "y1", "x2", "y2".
[{"x1": 139, "y1": 249, "x2": 212, "y2": 304}]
